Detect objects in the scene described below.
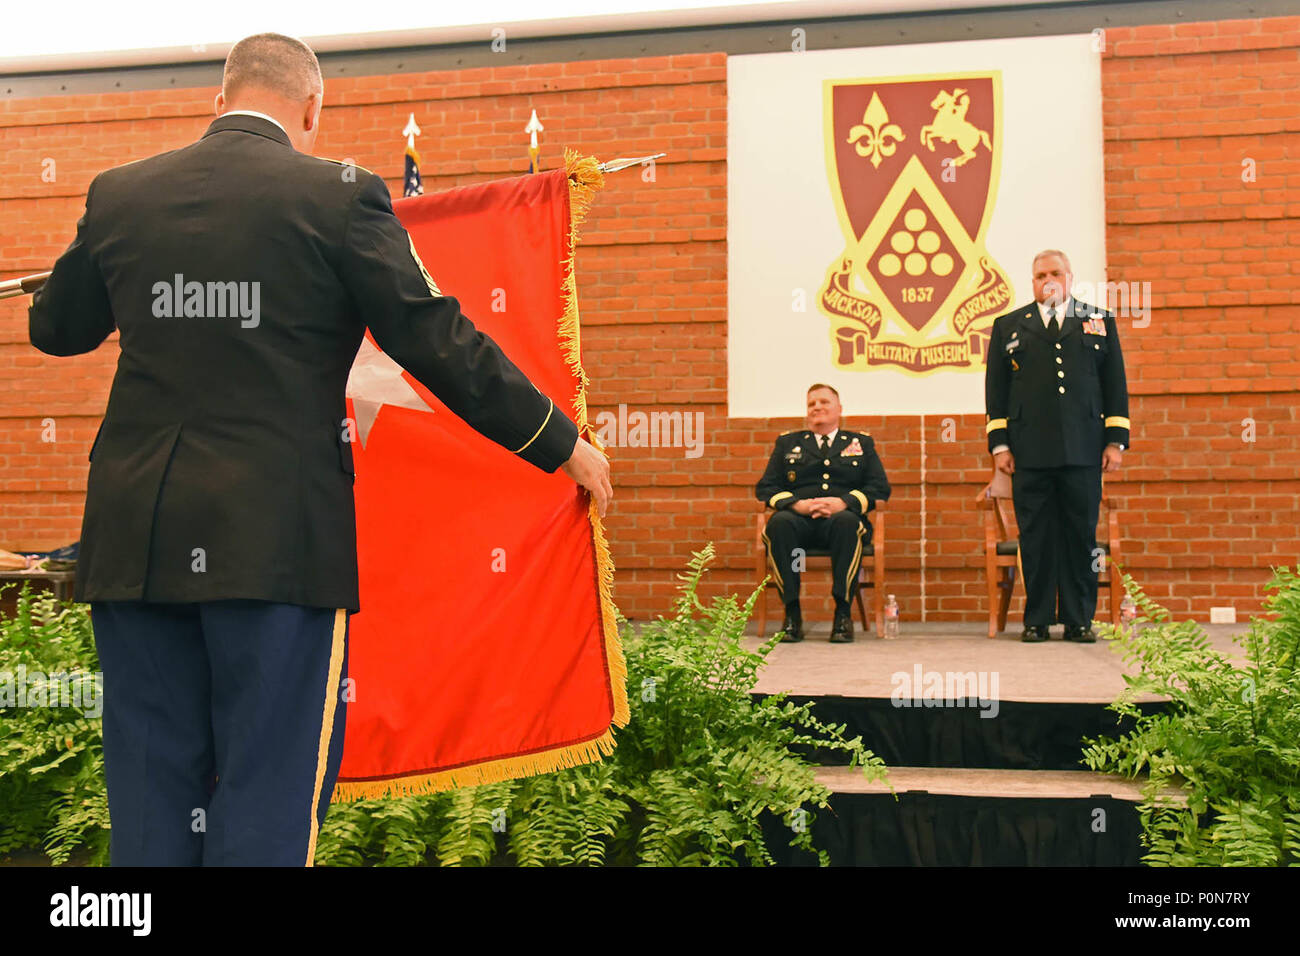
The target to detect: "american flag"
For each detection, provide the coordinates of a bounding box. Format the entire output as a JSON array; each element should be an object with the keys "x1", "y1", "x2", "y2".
[{"x1": 404, "y1": 142, "x2": 424, "y2": 197}]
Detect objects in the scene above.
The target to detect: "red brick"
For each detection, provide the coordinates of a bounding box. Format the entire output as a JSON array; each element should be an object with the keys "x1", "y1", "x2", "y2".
[{"x1": 1, "y1": 18, "x2": 1296, "y2": 622}]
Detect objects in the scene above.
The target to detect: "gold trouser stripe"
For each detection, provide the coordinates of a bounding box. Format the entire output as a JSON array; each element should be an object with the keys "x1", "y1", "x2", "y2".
[
  {"x1": 849, "y1": 489, "x2": 869, "y2": 512},
  {"x1": 305, "y1": 609, "x2": 347, "y2": 867},
  {"x1": 844, "y1": 523, "x2": 865, "y2": 598},
  {"x1": 768, "y1": 491, "x2": 793, "y2": 508},
  {"x1": 513, "y1": 398, "x2": 554, "y2": 455},
  {"x1": 986, "y1": 418, "x2": 1008, "y2": 434},
  {"x1": 407, "y1": 233, "x2": 443, "y2": 296},
  {"x1": 761, "y1": 529, "x2": 785, "y2": 599},
  {"x1": 1104, "y1": 416, "x2": 1130, "y2": 429}
]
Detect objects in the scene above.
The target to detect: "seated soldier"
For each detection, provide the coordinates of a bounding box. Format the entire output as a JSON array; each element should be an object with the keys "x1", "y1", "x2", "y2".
[{"x1": 755, "y1": 383, "x2": 891, "y2": 643}]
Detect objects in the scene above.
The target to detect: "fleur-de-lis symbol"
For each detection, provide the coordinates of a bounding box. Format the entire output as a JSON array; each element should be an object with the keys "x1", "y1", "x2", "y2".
[{"x1": 847, "y1": 92, "x2": 905, "y2": 169}]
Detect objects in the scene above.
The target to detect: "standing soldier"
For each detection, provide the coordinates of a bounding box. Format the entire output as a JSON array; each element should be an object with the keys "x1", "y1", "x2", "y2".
[
  {"x1": 757, "y1": 384, "x2": 891, "y2": 643},
  {"x1": 26, "y1": 33, "x2": 610, "y2": 867},
  {"x1": 984, "y1": 250, "x2": 1130, "y2": 643}
]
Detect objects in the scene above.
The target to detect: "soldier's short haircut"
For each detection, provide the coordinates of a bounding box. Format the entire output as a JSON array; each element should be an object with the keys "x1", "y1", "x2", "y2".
[
  {"x1": 1031, "y1": 249, "x2": 1072, "y2": 274},
  {"x1": 223, "y1": 33, "x2": 323, "y2": 102},
  {"x1": 807, "y1": 383, "x2": 840, "y2": 399}
]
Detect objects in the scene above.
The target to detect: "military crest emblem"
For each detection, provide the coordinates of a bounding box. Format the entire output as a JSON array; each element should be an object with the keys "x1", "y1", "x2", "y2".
[{"x1": 819, "y1": 73, "x2": 1013, "y2": 374}]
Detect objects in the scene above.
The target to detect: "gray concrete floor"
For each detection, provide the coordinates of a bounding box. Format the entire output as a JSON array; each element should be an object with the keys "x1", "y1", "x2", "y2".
[{"x1": 748, "y1": 622, "x2": 1250, "y2": 703}]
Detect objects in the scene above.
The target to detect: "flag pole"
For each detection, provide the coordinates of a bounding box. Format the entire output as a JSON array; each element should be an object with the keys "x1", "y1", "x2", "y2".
[
  {"x1": 598, "y1": 153, "x2": 665, "y2": 173},
  {"x1": 525, "y1": 110, "x2": 544, "y2": 173},
  {"x1": 0, "y1": 272, "x2": 50, "y2": 299},
  {"x1": 3, "y1": 152, "x2": 666, "y2": 299}
]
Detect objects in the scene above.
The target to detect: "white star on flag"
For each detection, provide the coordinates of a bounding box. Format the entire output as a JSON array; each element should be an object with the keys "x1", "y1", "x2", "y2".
[{"x1": 345, "y1": 335, "x2": 436, "y2": 447}]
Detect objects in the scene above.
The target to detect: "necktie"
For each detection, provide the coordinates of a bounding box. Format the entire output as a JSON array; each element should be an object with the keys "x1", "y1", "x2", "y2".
[
  {"x1": 1047, "y1": 306, "x2": 1060, "y2": 338},
  {"x1": 817, "y1": 435, "x2": 827, "y2": 452}
]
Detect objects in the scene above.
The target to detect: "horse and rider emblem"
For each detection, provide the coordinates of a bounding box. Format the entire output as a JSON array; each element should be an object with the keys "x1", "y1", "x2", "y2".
[{"x1": 820, "y1": 73, "x2": 1013, "y2": 374}]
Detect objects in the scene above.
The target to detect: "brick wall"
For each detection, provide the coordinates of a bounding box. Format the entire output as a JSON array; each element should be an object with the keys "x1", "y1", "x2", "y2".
[{"x1": 1, "y1": 16, "x2": 1297, "y2": 624}]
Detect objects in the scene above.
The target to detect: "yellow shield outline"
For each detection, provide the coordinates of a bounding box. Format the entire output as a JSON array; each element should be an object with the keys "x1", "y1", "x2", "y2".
[{"x1": 819, "y1": 70, "x2": 1012, "y2": 375}]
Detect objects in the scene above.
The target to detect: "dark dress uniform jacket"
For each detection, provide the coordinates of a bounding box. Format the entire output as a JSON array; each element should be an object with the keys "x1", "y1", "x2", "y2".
[
  {"x1": 755, "y1": 429, "x2": 891, "y2": 517},
  {"x1": 984, "y1": 298, "x2": 1130, "y2": 466},
  {"x1": 28, "y1": 113, "x2": 578, "y2": 612}
]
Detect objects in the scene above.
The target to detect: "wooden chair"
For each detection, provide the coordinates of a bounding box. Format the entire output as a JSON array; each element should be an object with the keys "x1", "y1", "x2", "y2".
[
  {"x1": 754, "y1": 501, "x2": 887, "y2": 637},
  {"x1": 975, "y1": 469, "x2": 1123, "y2": 638}
]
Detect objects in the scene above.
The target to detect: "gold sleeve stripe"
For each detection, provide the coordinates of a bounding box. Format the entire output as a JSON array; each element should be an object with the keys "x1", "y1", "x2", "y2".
[
  {"x1": 407, "y1": 234, "x2": 443, "y2": 296},
  {"x1": 768, "y1": 492, "x2": 794, "y2": 508},
  {"x1": 1105, "y1": 416, "x2": 1131, "y2": 429},
  {"x1": 513, "y1": 398, "x2": 554, "y2": 455},
  {"x1": 986, "y1": 418, "x2": 1008, "y2": 434},
  {"x1": 850, "y1": 489, "x2": 869, "y2": 511}
]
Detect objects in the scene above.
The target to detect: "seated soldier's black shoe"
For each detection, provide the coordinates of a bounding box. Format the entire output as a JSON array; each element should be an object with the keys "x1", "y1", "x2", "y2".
[
  {"x1": 1064, "y1": 625, "x2": 1097, "y2": 643},
  {"x1": 779, "y1": 613, "x2": 804, "y2": 643},
  {"x1": 829, "y1": 609, "x2": 854, "y2": 643},
  {"x1": 1021, "y1": 625, "x2": 1050, "y2": 643}
]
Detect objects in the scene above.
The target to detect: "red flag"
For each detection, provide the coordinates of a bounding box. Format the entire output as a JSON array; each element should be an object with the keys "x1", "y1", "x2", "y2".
[{"x1": 333, "y1": 152, "x2": 625, "y2": 800}]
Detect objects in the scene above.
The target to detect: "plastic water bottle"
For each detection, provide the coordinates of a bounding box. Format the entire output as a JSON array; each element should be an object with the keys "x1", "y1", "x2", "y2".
[
  {"x1": 1120, "y1": 595, "x2": 1137, "y2": 630},
  {"x1": 884, "y1": 594, "x2": 900, "y2": 639}
]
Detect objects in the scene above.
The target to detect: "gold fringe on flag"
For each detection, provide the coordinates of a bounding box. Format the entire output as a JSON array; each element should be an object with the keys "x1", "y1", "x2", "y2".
[
  {"x1": 331, "y1": 152, "x2": 625, "y2": 803},
  {"x1": 560, "y1": 148, "x2": 628, "y2": 728}
]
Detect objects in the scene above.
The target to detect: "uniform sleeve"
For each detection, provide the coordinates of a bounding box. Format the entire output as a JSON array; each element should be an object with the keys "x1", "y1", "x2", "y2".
[
  {"x1": 338, "y1": 171, "x2": 577, "y2": 473},
  {"x1": 984, "y1": 318, "x2": 1010, "y2": 453},
  {"x1": 28, "y1": 174, "x2": 116, "y2": 357},
  {"x1": 840, "y1": 436, "x2": 891, "y2": 514},
  {"x1": 1101, "y1": 311, "x2": 1131, "y2": 450},
  {"x1": 755, "y1": 440, "x2": 794, "y2": 509}
]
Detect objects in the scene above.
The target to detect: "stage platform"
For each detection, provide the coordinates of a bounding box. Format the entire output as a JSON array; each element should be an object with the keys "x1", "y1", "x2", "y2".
[
  {"x1": 748, "y1": 621, "x2": 1244, "y2": 702},
  {"x1": 746, "y1": 622, "x2": 1235, "y2": 865}
]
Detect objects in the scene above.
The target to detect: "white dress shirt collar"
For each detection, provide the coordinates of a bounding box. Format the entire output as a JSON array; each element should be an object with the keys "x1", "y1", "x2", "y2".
[
  {"x1": 1037, "y1": 298, "x2": 1070, "y2": 328},
  {"x1": 813, "y1": 428, "x2": 838, "y2": 448}
]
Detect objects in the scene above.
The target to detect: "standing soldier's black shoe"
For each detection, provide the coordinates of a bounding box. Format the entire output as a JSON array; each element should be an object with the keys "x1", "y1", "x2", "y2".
[
  {"x1": 780, "y1": 613, "x2": 804, "y2": 643},
  {"x1": 829, "y1": 609, "x2": 854, "y2": 643},
  {"x1": 1064, "y1": 625, "x2": 1097, "y2": 643},
  {"x1": 1021, "y1": 625, "x2": 1050, "y2": 643}
]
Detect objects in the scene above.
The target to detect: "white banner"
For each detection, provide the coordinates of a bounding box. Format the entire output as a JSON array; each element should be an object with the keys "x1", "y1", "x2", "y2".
[{"x1": 727, "y1": 33, "x2": 1106, "y2": 417}]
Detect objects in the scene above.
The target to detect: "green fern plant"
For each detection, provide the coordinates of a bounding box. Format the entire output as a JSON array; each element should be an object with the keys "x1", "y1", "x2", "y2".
[
  {"x1": 0, "y1": 584, "x2": 109, "y2": 865},
  {"x1": 315, "y1": 544, "x2": 888, "y2": 865},
  {"x1": 2, "y1": 546, "x2": 886, "y2": 866},
  {"x1": 1082, "y1": 567, "x2": 1300, "y2": 866}
]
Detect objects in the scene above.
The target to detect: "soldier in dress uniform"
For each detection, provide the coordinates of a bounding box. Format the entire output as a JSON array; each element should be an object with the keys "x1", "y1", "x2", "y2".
[
  {"x1": 27, "y1": 34, "x2": 610, "y2": 866},
  {"x1": 984, "y1": 250, "x2": 1130, "y2": 643},
  {"x1": 756, "y1": 384, "x2": 891, "y2": 643}
]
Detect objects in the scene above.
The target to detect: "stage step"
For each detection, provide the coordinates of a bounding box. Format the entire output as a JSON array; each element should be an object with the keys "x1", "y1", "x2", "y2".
[
  {"x1": 746, "y1": 626, "x2": 1220, "y2": 863},
  {"x1": 762, "y1": 765, "x2": 1180, "y2": 866},
  {"x1": 815, "y1": 764, "x2": 1180, "y2": 801},
  {"x1": 764, "y1": 692, "x2": 1168, "y2": 771}
]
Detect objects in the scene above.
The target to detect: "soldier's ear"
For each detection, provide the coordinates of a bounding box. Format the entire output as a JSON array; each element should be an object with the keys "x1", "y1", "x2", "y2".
[{"x1": 304, "y1": 92, "x2": 323, "y2": 132}]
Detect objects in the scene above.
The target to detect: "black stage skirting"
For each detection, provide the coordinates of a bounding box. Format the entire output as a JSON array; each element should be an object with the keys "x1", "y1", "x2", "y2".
[
  {"x1": 760, "y1": 694, "x2": 1170, "y2": 771},
  {"x1": 760, "y1": 794, "x2": 1146, "y2": 866}
]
